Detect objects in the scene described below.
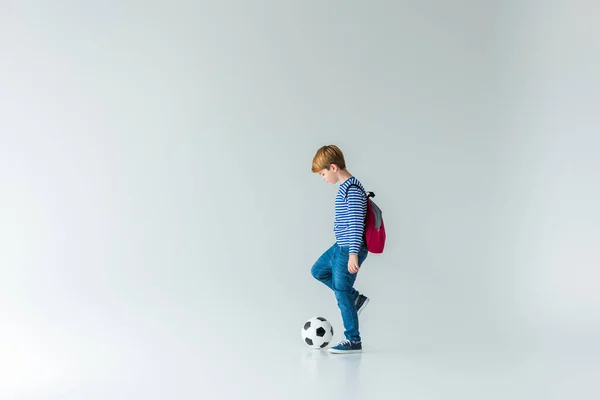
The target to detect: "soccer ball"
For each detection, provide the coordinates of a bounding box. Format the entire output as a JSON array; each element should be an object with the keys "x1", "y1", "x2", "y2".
[{"x1": 301, "y1": 317, "x2": 334, "y2": 349}]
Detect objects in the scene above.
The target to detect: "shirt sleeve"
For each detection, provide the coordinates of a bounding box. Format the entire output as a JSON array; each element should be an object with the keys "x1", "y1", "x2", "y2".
[{"x1": 346, "y1": 186, "x2": 367, "y2": 255}]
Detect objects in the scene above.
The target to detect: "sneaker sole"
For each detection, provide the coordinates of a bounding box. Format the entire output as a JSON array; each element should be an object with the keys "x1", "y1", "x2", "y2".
[
  {"x1": 328, "y1": 348, "x2": 362, "y2": 354},
  {"x1": 357, "y1": 297, "x2": 370, "y2": 315}
]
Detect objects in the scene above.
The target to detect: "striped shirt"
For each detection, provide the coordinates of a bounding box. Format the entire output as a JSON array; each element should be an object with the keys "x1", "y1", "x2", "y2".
[{"x1": 334, "y1": 176, "x2": 368, "y2": 254}]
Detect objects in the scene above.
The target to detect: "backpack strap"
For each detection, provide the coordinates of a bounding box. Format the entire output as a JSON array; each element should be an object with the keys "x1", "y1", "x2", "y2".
[
  {"x1": 344, "y1": 183, "x2": 374, "y2": 200},
  {"x1": 345, "y1": 183, "x2": 383, "y2": 229}
]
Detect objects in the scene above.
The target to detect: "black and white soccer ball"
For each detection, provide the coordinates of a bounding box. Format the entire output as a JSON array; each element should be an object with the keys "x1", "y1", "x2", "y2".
[{"x1": 301, "y1": 317, "x2": 334, "y2": 349}]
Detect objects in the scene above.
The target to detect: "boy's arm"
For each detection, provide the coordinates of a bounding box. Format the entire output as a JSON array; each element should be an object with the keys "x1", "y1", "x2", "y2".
[{"x1": 346, "y1": 186, "x2": 367, "y2": 255}]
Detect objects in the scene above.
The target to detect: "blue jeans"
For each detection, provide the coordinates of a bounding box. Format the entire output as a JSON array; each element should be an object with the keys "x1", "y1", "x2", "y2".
[{"x1": 311, "y1": 242, "x2": 369, "y2": 342}]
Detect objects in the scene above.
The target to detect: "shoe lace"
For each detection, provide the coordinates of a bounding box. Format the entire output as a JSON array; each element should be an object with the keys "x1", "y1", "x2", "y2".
[{"x1": 337, "y1": 340, "x2": 352, "y2": 346}]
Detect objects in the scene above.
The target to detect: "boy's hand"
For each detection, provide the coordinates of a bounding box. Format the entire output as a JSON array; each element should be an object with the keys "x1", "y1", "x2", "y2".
[{"x1": 348, "y1": 254, "x2": 359, "y2": 274}]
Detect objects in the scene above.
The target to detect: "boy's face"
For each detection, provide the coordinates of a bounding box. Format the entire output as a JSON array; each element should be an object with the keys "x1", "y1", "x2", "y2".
[{"x1": 318, "y1": 166, "x2": 338, "y2": 184}]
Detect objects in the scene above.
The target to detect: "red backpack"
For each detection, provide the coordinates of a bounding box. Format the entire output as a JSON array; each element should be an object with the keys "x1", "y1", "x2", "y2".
[{"x1": 345, "y1": 184, "x2": 386, "y2": 254}]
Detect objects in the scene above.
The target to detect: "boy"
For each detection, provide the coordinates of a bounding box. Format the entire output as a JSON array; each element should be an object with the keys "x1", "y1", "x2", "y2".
[{"x1": 310, "y1": 145, "x2": 370, "y2": 354}]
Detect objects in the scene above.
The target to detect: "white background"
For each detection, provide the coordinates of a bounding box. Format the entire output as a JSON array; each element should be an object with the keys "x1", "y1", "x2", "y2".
[{"x1": 1, "y1": 1, "x2": 598, "y2": 399}]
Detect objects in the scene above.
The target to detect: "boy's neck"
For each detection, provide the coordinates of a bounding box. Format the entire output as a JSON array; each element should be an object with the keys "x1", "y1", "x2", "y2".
[{"x1": 338, "y1": 169, "x2": 353, "y2": 184}]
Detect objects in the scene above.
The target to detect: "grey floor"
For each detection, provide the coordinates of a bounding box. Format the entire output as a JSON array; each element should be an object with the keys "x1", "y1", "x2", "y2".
[{"x1": 2, "y1": 310, "x2": 598, "y2": 399}]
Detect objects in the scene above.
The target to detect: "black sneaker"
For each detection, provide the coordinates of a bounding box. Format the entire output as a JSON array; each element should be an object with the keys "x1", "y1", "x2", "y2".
[
  {"x1": 355, "y1": 294, "x2": 370, "y2": 315},
  {"x1": 328, "y1": 340, "x2": 362, "y2": 354}
]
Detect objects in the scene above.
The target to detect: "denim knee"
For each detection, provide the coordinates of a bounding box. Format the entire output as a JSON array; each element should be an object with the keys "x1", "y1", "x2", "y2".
[
  {"x1": 311, "y1": 262, "x2": 330, "y2": 280},
  {"x1": 311, "y1": 264, "x2": 319, "y2": 279}
]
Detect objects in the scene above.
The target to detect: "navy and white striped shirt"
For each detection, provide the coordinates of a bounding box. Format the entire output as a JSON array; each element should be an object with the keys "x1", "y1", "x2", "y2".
[{"x1": 334, "y1": 177, "x2": 368, "y2": 254}]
